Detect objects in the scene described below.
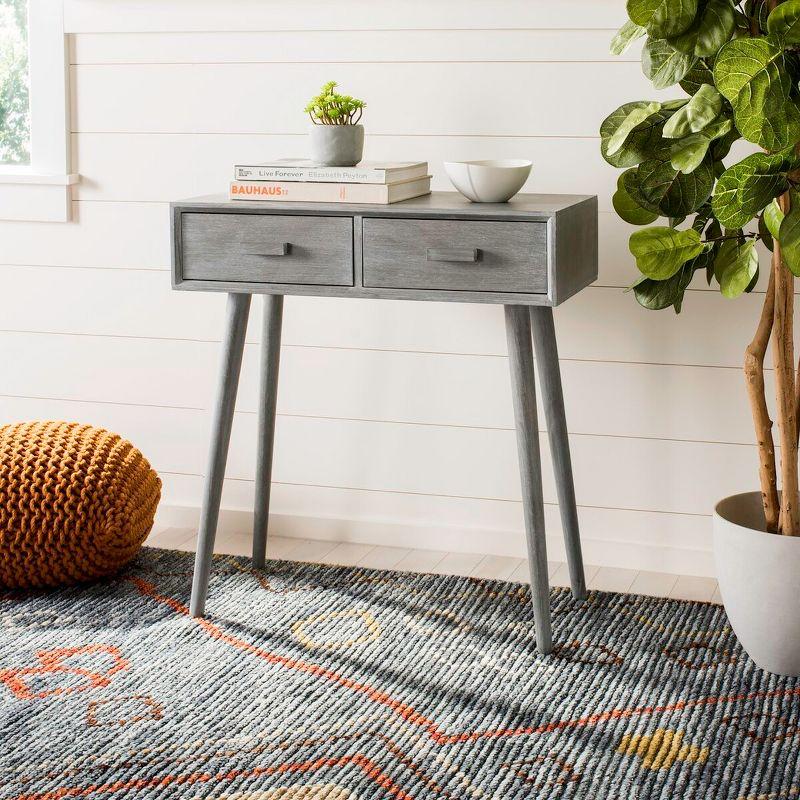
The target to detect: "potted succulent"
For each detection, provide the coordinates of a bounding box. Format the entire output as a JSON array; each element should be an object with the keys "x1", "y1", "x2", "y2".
[
  {"x1": 604, "y1": 0, "x2": 800, "y2": 675},
  {"x1": 304, "y1": 81, "x2": 366, "y2": 167}
]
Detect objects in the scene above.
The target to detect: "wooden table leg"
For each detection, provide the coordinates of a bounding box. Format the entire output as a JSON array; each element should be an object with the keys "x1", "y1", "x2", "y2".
[
  {"x1": 190, "y1": 292, "x2": 251, "y2": 617},
  {"x1": 530, "y1": 306, "x2": 587, "y2": 601},
  {"x1": 252, "y1": 294, "x2": 284, "y2": 568},
  {"x1": 504, "y1": 304, "x2": 553, "y2": 654}
]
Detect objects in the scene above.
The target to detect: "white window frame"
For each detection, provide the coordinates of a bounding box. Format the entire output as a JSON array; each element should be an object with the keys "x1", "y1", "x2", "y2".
[{"x1": 0, "y1": 0, "x2": 77, "y2": 222}]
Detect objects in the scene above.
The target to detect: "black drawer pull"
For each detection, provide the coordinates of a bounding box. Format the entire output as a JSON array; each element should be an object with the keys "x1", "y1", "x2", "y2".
[
  {"x1": 426, "y1": 247, "x2": 480, "y2": 263},
  {"x1": 247, "y1": 243, "x2": 291, "y2": 256}
]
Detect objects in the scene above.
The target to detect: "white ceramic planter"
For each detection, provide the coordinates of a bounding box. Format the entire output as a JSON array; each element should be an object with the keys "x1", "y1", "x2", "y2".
[
  {"x1": 308, "y1": 124, "x2": 364, "y2": 167},
  {"x1": 713, "y1": 491, "x2": 800, "y2": 676}
]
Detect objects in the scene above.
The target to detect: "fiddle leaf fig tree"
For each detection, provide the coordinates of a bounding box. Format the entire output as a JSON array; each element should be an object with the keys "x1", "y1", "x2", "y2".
[{"x1": 604, "y1": 0, "x2": 800, "y2": 535}]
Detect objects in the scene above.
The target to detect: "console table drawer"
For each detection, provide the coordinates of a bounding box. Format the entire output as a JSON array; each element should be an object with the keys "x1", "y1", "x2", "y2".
[
  {"x1": 362, "y1": 218, "x2": 548, "y2": 294},
  {"x1": 180, "y1": 213, "x2": 354, "y2": 285}
]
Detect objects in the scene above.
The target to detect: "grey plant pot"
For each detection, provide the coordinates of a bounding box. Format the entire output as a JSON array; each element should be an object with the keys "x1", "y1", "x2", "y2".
[
  {"x1": 308, "y1": 124, "x2": 364, "y2": 167},
  {"x1": 713, "y1": 490, "x2": 800, "y2": 677}
]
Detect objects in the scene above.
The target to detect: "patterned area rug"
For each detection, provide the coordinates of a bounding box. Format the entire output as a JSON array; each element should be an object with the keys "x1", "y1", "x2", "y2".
[{"x1": 1, "y1": 548, "x2": 799, "y2": 800}]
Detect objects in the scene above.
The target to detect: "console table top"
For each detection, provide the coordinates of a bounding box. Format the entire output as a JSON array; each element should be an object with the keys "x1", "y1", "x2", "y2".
[{"x1": 173, "y1": 190, "x2": 596, "y2": 221}]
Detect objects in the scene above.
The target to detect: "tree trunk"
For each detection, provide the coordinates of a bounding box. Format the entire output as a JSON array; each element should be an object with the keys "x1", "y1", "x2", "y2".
[
  {"x1": 772, "y1": 192, "x2": 800, "y2": 535},
  {"x1": 745, "y1": 269, "x2": 779, "y2": 531},
  {"x1": 796, "y1": 352, "x2": 800, "y2": 446}
]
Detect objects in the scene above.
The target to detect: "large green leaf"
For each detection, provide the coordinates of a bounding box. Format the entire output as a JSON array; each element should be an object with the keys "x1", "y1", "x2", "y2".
[
  {"x1": 679, "y1": 60, "x2": 715, "y2": 94},
  {"x1": 632, "y1": 262, "x2": 696, "y2": 311},
  {"x1": 713, "y1": 239, "x2": 759, "y2": 297},
  {"x1": 712, "y1": 149, "x2": 798, "y2": 229},
  {"x1": 628, "y1": 0, "x2": 699, "y2": 37},
  {"x1": 763, "y1": 198, "x2": 784, "y2": 239},
  {"x1": 600, "y1": 102, "x2": 672, "y2": 167},
  {"x1": 613, "y1": 171, "x2": 660, "y2": 224},
  {"x1": 642, "y1": 38, "x2": 697, "y2": 88},
  {"x1": 669, "y1": 117, "x2": 732, "y2": 173},
  {"x1": 632, "y1": 157, "x2": 715, "y2": 216},
  {"x1": 669, "y1": 136, "x2": 710, "y2": 173},
  {"x1": 662, "y1": 83, "x2": 722, "y2": 137},
  {"x1": 691, "y1": 201, "x2": 713, "y2": 233},
  {"x1": 709, "y1": 124, "x2": 741, "y2": 161},
  {"x1": 669, "y1": 0, "x2": 736, "y2": 56},
  {"x1": 639, "y1": 245, "x2": 715, "y2": 310},
  {"x1": 629, "y1": 226, "x2": 705, "y2": 278},
  {"x1": 607, "y1": 102, "x2": 663, "y2": 155},
  {"x1": 611, "y1": 20, "x2": 648, "y2": 54},
  {"x1": 622, "y1": 168, "x2": 657, "y2": 213},
  {"x1": 714, "y1": 37, "x2": 786, "y2": 100},
  {"x1": 713, "y1": 37, "x2": 800, "y2": 150},
  {"x1": 779, "y1": 201, "x2": 800, "y2": 276},
  {"x1": 767, "y1": 0, "x2": 800, "y2": 44},
  {"x1": 759, "y1": 214, "x2": 774, "y2": 251}
]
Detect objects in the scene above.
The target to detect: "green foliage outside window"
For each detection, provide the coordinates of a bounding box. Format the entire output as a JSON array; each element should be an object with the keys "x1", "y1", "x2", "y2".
[{"x1": 0, "y1": 0, "x2": 29, "y2": 165}]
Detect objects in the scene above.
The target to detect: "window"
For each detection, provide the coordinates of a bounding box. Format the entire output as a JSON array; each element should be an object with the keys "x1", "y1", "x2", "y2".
[
  {"x1": 0, "y1": 0, "x2": 30, "y2": 166},
  {"x1": 0, "y1": 0, "x2": 76, "y2": 222}
]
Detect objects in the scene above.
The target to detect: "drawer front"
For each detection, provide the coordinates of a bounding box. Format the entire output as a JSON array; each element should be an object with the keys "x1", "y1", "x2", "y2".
[
  {"x1": 180, "y1": 213, "x2": 354, "y2": 286},
  {"x1": 362, "y1": 218, "x2": 547, "y2": 294}
]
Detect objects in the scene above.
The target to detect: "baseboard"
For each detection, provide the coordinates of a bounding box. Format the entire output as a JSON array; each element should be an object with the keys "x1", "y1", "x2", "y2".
[{"x1": 155, "y1": 502, "x2": 715, "y2": 578}]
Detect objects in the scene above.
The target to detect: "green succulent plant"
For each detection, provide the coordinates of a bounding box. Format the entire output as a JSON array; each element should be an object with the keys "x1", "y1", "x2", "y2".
[
  {"x1": 604, "y1": 0, "x2": 800, "y2": 535},
  {"x1": 304, "y1": 81, "x2": 365, "y2": 126}
]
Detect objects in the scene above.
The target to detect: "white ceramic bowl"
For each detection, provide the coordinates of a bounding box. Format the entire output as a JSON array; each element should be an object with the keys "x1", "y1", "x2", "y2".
[{"x1": 444, "y1": 159, "x2": 532, "y2": 203}]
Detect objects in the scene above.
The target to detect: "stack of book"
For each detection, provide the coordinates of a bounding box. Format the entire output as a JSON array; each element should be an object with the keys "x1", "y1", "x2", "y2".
[{"x1": 229, "y1": 159, "x2": 431, "y2": 204}]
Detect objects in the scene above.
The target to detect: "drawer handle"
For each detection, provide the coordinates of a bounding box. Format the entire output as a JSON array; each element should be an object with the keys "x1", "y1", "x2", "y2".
[
  {"x1": 426, "y1": 247, "x2": 480, "y2": 263},
  {"x1": 247, "y1": 243, "x2": 291, "y2": 256}
]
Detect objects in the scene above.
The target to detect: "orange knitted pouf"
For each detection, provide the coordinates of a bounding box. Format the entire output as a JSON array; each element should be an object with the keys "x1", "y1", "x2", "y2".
[{"x1": 0, "y1": 421, "x2": 161, "y2": 589}]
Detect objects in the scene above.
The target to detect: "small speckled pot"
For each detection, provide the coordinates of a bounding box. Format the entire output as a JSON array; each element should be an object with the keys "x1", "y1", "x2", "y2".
[
  {"x1": 714, "y1": 490, "x2": 800, "y2": 677},
  {"x1": 308, "y1": 124, "x2": 364, "y2": 167}
]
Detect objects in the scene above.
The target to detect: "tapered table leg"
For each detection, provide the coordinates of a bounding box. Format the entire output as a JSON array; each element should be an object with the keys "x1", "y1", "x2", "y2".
[
  {"x1": 190, "y1": 292, "x2": 251, "y2": 617},
  {"x1": 252, "y1": 294, "x2": 284, "y2": 568},
  {"x1": 504, "y1": 304, "x2": 553, "y2": 654},
  {"x1": 530, "y1": 307, "x2": 587, "y2": 601}
]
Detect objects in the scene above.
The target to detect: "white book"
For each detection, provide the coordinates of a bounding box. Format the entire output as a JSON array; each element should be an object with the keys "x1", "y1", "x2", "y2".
[
  {"x1": 233, "y1": 159, "x2": 428, "y2": 185},
  {"x1": 229, "y1": 176, "x2": 432, "y2": 204}
]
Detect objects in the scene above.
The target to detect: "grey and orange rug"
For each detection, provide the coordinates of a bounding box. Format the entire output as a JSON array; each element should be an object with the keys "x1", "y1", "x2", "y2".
[{"x1": 1, "y1": 547, "x2": 798, "y2": 799}]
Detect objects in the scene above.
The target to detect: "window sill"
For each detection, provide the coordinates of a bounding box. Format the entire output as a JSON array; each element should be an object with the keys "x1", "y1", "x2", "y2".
[{"x1": 0, "y1": 171, "x2": 80, "y2": 222}]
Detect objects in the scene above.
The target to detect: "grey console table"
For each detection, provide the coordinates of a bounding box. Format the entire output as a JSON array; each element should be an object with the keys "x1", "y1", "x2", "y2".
[{"x1": 170, "y1": 191, "x2": 598, "y2": 654}]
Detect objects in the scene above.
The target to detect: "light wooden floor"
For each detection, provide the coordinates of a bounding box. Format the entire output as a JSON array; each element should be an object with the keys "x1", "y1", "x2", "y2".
[{"x1": 146, "y1": 526, "x2": 721, "y2": 604}]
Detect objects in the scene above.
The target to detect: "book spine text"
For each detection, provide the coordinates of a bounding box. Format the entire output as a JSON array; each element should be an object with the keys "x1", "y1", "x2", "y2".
[
  {"x1": 229, "y1": 181, "x2": 388, "y2": 203},
  {"x1": 234, "y1": 166, "x2": 386, "y2": 183}
]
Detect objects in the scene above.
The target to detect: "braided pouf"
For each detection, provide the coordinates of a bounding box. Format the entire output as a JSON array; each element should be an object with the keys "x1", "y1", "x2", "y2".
[{"x1": 0, "y1": 420, "x2": 161, "y2": 588}]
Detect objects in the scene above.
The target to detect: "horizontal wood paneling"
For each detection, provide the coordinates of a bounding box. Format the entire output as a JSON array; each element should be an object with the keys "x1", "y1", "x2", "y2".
[
  {"x1": 0, "y1": 330, "x2": 758, "y2": 444},
  {"x1": 0, "y1": 264, "x2": 776, "y2": 368},
  {"x1": 0, "y1": 394, "x2": 755, "y2": 517},
  {"x1": 70, "y1": 62, "x2": 675, "y2": 136},
  {"x1": 70, "y1": 30, "x2": 642, "y2": 64},
  {"x1": 166, "y1": 474, "x2": 711, "y2": 558},
  {"x1": 160, "y1": 476, "x2": 715, "y2": 576},
  {"x1": 64, "y1": 1, "x2": 627, "y2": 33},
  {"x1": 0, "y1": 201, "x2": 168, "y2": 269}
]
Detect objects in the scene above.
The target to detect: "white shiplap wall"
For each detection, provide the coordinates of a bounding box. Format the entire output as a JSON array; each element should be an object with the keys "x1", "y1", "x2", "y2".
[{"x1": 0, "y1": 1, "x2": 778, "y2": 576}]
